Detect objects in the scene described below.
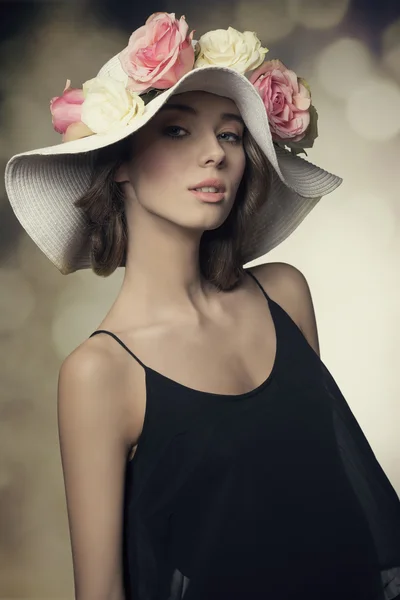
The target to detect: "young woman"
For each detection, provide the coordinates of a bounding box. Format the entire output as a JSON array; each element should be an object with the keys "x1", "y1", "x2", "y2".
[{"x1": 5, "y1": 13, "x2": 400, "y2": 600}]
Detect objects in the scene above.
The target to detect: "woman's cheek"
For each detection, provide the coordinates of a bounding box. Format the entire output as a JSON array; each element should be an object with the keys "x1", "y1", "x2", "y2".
[{"x1": 143, "y1": 150, "x2": 178, "y2": 179}]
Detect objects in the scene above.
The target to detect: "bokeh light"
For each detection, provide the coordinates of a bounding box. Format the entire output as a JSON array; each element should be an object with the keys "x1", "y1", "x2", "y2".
[
  {"x1": 382, "y1": 18, "x2": 400, "y2": 83},
  {"x1": 235, "y1": 0, "x2": 295, "y2": 44},
  {"x1": 164, "y1": 0, "x2": 237, "y2": 33},
  {"x1": 288, "y1": 0, "x2": 350, "y2": 30},
  {"x1": 316, "y1": 37, "x2": 374, "y2": 100},
  {"x1": 0, "y1": 269, "x2": 36, "y2": 333},
  {"x1": 346, "y1": 77, "x2": 400, "y2": 141},
  {"x1": 16, "y1": 234, "x2": 66, "y2": 297},
  {"x1": 51, "y1": 269, "x2": 124, "y2": 358}
]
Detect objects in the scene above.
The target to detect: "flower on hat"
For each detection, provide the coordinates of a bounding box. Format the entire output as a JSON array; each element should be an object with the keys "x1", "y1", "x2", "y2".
[
  {"x1": 49, "y1": 12, "x2": 318, "y2": 154},
  {"x1": 194, "y1": 27, "x2": 268, "y2": 74},
  {"x1": 119, "y1": 12, "x2": 195, "y2": 93},
  {"x1": 249, "y1": 60, "x2": 318, "y2": 152},
  {"x1": 80, "y1": 76, "x2": 145, "y2": 135},
  {"x1": 50, "y1": 80, "x2": 93, "y2": 142}
]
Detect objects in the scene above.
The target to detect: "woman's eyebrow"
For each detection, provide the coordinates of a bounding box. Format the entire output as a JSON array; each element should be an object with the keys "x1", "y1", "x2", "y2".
[{"x1": 160, "y1": 104, "x2": 245, "y2": 126}]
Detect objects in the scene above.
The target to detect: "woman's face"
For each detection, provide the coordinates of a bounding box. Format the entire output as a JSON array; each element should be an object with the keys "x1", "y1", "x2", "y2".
[{"x1": 118, "y1": 91, "x2": 246, "y2": 232}]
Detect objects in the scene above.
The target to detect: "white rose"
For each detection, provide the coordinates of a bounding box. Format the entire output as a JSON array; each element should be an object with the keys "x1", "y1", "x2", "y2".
[
  {"x1": 81, "y1": 76, "x2": 145, "y2": 135},
  {"x1": 194, "y1": 27, "x2": 268, "y2": 74}
]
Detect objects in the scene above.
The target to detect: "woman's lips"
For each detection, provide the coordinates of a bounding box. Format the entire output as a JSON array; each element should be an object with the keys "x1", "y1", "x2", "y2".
[{"x1": 189, "y1": 190, "x2": 225, "y2": 202}]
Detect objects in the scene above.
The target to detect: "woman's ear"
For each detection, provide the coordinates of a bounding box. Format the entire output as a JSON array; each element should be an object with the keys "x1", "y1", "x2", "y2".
[{"x1": 114, "y1": 163, "x2": 129, "y2": 184}]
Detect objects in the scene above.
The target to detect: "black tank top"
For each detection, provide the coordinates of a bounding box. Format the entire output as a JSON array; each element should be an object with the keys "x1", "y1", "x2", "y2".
[{"x1": 90, "y1": 271, "x2": 400, "y2": 600}]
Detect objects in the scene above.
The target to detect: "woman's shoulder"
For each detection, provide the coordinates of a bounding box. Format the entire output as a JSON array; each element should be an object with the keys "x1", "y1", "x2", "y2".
[
  {"x1": 248, "y1": 260, "x2": 310, "y2": 295},
  {"x1": 59, "y1": 332, "x2": 128, "y2": 389},
  {"x1": 247, "y1": 262, "x2": 320, "y2": 356},
  {"x1": 58, "y1": 333, "x2": 144, "y2": 450}
]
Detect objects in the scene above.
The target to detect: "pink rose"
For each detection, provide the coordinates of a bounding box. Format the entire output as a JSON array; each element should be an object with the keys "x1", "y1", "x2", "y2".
[
  {"x1": 249, "y1": 60, "x2": 312, "y2": 143},
  {"x1": 50, "y1": 80, "x2": 85, "y2": 134},
  {"x1": 119, "y1": 12, "x2": 195, "y2": 93}
]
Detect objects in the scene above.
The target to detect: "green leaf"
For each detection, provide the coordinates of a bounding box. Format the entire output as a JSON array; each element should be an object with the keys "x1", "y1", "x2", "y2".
[
  {"x1": 140, "y1": 88, "x2": 163, "y2": 105},
  {"x1": 283, "y1": 104, "x2": 319, "y2": 154}
]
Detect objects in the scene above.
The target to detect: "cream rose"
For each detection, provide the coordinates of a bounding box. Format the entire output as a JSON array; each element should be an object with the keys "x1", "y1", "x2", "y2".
[
  {"x1": 194, "y1": 27, "x2": 268, "y2": 74},
  {"x1": 81, "y1": 76, "x2": 145, "y2": 135}
]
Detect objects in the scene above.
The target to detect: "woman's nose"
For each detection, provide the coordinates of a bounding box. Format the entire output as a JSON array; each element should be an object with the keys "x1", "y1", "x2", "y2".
[{"x1": 198, "y1": 134, "x2": 226, "y2": 167}]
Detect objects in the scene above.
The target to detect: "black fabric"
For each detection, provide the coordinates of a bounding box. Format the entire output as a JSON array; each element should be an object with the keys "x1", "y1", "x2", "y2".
[{"x1": 90, "y1": 271, "x2": 400, "y2": 599}]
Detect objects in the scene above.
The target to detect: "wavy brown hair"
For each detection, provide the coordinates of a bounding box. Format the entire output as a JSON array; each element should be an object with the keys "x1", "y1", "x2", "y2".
[{"x1": 74, "y1": 128, "x2": 272, "y2": 291}]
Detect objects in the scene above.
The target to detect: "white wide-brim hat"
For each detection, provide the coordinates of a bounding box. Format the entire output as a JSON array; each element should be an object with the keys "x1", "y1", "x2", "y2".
[{"x1": 4, "y1": 56, "x2": 342, "y2": 275}]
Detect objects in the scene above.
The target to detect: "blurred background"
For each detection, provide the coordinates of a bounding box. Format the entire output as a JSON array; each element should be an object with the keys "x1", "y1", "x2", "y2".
[{"x1": 0, "y1": 0, "x2": 399, "y2": 597}]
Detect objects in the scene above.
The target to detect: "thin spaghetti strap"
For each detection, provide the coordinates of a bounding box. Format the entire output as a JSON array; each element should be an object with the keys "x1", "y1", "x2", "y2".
[
  {"x1": 246, "y1": 270, "x2": 271, "y2": 304},
  {"x1": 89, "y1": 329, "x2": 148, "y2": 369}
]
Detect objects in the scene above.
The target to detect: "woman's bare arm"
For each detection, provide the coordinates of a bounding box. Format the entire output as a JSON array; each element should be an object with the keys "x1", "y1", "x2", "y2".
[{"x1": 58, "y1": 343, "x2": 133, "y2": 600}]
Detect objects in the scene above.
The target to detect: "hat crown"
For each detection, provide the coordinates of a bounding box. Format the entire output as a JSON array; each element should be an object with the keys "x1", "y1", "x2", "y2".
[{"x1": 97, "y1": 55, "x2": 128, "y2": 85}]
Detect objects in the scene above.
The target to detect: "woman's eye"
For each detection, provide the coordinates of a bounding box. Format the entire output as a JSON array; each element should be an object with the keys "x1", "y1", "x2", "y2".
[
  {"x1": 164, "y1": 126, "x2": 187, "y2": 138},
  {"x1": 218, "y1": 132, "x2": 242, "y2": 143},
  {"x1": 163, "y1": 126, "x2": 242, "y2": 143}
]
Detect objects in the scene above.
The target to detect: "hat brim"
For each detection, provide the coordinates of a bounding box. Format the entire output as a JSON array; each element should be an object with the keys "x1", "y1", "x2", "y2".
[{"x1": 4, "y1": 65, "x2": 342, "y2": 274}]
